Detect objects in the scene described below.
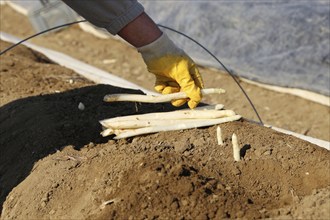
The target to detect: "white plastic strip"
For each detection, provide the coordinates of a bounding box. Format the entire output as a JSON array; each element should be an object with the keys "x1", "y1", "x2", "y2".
[
  {"x1": 3, "y1": 1, "x2": 29, "y2": 15},
  {"x1": 241, "y1": 78, "x2": 330, "y2": 107},
  {"x1": 78, "y1": 21, "x2": 112, "y2": 39},
  {"x1": 267, "y1": 125, "x2": 330, "y2": 151}
]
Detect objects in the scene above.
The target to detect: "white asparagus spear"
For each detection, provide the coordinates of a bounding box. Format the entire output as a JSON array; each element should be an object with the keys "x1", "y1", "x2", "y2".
[
  {"x1": 104, "y1": 118, "x2": 230, "y2": 129},
  {"x1": 101, "y1": 128, "x2": 113, "y2": 137},
  {"x1": 103, "y1": 88, "x2": 225, "y2": 103},
  {"x1": 101, "y1": 128, "x2": 126, "y2": 137},
  {"x1": 101, "y1": 128, "x2": 122, "y2": 137},
  {"x1": 101, "y1": 118, "x2": 228, "y2": 136},
  {"x1": 100, "y1": 110, "x2": 236, "y2": 127},
  {"x1": 217, "y1": 126, "x2": 224, "y2": 146},
  {"x1": 112, "y1": 115, "x2": 242, "y2": 139},
  {"x1": 232, "y1": 133, "x2": 241, "y2": 161},
  {"x1": 101, "y1": 105, "x2": 225, "y2": 130},
  {"x1": 178, "y1": 104, "x2": 224, "y2": 111}
]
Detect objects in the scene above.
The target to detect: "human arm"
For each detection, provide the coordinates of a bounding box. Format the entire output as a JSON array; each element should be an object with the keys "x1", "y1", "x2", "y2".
[
  {"x1": 62, "y1": 0, "x2": 204, "y2": 108},
  {"x1": 119, "y1": 11, "x2": 204, "y2": 108}
]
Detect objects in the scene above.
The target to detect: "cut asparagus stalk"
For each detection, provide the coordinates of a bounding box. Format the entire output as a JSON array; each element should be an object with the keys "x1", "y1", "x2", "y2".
[
  {"x1": 112, "y1": 115, "x2": 242, "y2": 139},
  {"x1": 178, "y1": 104, "x2": 224, "y2": 111},
  {"x1": 232, "y1": 133, "x2": 241, "y2": 161},
  {"x1": 217, "y1": 126, "x2": 224, "y2": 146},
  {"x1": 103, "y1": 88, "x2": 225, "y2": 103},
  {"x1": 101, "y1": 128, "x2": 116, "y2": 137},
  {"x1": 103, "y1": 118, "x2": 231, "y2": 129},
  {"x1": 100, "y1": 110, "x2": 236, "y2": 127}
]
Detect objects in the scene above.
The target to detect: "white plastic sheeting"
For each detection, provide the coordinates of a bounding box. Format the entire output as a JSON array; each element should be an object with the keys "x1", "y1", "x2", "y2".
[
  {"x1": 269, "y1": 125, "x2": 330, "y2": 151},
  {"x1": 140, "y1": 0, "x2": 330, "y2": 96}
]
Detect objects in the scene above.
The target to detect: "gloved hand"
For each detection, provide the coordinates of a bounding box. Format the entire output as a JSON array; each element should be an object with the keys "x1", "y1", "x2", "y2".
[{"x1": 138, "y1": 33, "x2": 204, "y2": 109}]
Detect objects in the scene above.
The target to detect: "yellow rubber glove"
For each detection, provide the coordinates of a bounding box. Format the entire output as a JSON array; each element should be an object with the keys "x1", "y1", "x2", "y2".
[{"x1": 138, "y1": 33, "x2": 204, "y2": 109}]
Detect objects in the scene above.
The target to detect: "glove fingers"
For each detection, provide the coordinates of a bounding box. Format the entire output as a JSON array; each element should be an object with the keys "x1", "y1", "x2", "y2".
[
  {"x1": 187, "y1": 100, "x2": 199, "y2": 109},
  {"x1": 154, "y1": 84, "x2": 166, "y2": 93},
  {"x1": 154, "y1": 75, "x2": 172, "y2": 93},
  {"x1": 190, "y1": 64, "x2": 204, "y2": 89},
  {"x1": 161, "y1": 84, "x2": 187, "y2": 107},
  {"x1": 162, "y1": 85, "x2": 188, "y2": 107},
  {"x1": 161, "y1": 82, "x2": 180, "y2": 94},
  {"x1": 149, "y1": 56, "x2": 203, "y2": 109},
  {"x1": 174, "y1": 60, "x2": 203, "y2": 108},
  {"x1": 171, "y1": 99, "x2": 187, "y2": 107},
  {"x1": 187, "y1": 65, "x2": 203, "y2": 109}
]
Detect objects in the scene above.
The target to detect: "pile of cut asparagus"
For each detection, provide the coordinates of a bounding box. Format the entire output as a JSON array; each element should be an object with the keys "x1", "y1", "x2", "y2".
[{"x1": 100, "y1": 88, "x2": 241, "y2": 139}]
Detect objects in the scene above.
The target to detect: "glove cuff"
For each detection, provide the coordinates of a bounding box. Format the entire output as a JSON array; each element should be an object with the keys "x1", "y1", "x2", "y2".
[{"x1": 137, "y1": 33, "x2": 183, "y2": 62}]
